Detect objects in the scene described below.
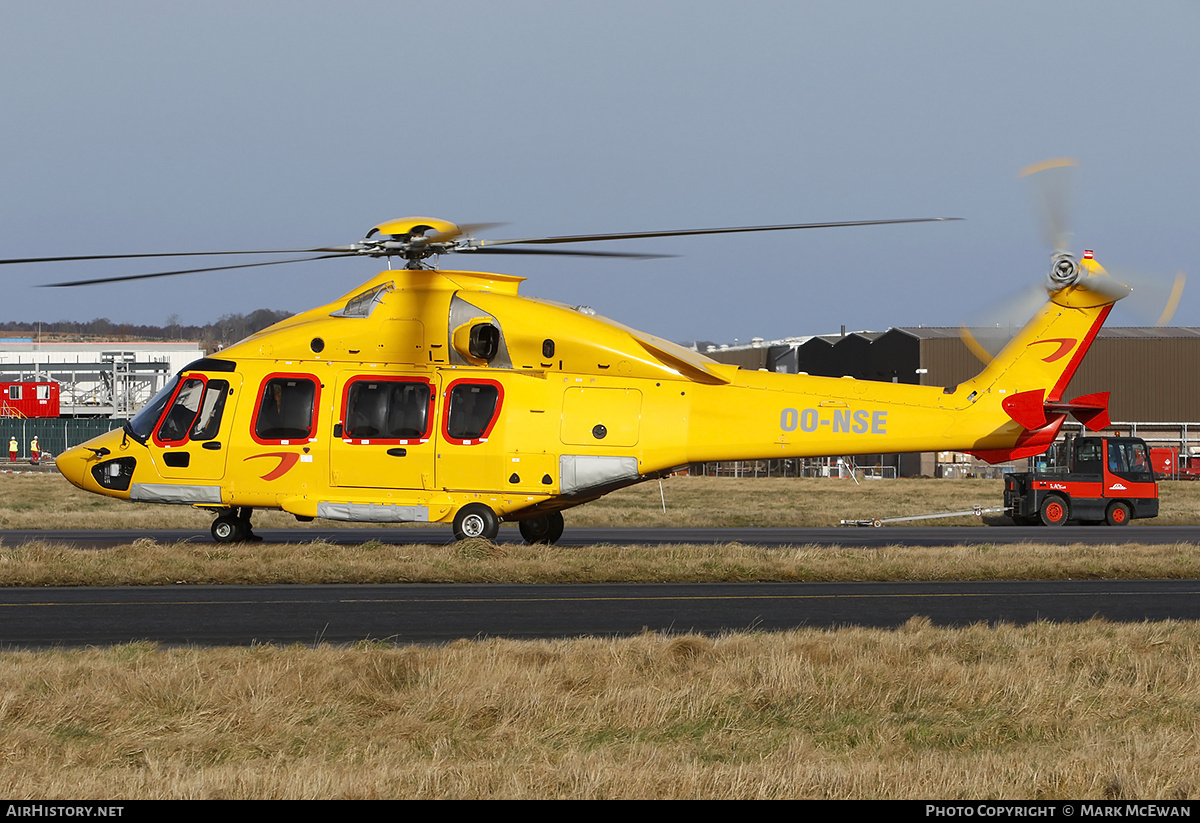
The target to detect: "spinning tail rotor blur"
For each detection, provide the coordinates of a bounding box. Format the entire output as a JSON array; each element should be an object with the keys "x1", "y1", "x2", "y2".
[{"x1": 961, "y1": 158, "x2": 1186, "y2": 364}]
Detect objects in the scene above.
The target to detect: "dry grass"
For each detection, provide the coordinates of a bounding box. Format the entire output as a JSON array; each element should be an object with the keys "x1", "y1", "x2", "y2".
[
  {"x1": 3, "y1": 538, "x2": 1200, "y2": 586},
  {"x1": 5, "y1": 472, "x2": 1200, "y2": 530},
  {"x1": 1, "y1": 622, "x2": 1198, "y2": 799}
]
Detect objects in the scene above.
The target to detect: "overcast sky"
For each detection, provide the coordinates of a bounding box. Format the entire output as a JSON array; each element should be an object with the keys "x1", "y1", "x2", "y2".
[{"x1": 2, "y1": 1, "x2": 1198, "y2": 344}]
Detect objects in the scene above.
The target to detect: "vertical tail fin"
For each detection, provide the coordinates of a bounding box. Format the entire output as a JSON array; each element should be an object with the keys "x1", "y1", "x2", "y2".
[{"x1": 961, "y1": 258, "x2": 1124, "y2": 463}]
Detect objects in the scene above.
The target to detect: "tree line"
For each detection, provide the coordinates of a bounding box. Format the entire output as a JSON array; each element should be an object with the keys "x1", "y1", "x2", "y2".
[{"x1": 0, "y1": 309, "x2": 293, "y2": 352}]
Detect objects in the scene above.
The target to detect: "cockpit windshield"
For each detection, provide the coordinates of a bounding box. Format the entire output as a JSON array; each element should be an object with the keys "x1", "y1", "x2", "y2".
[{"x1": 127, "y1": 375, "x2": 181, "y2": 443}]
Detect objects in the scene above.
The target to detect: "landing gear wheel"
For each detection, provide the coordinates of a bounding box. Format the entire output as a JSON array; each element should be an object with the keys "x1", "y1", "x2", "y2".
[
  {"x1": 211, "y1": 514, "x2": 246, "y2": 543},
  {"x1": 1039, "y1": 495, "x2": 1069, "y2": 527},
  {"x1": 453, "y1": 503, "x2": 500, "y2": 541},
  {"x1": 519, "y1": 511, "x2": 565, "y2": 545},
  {"x1": 211, "y1": 507, "x2": 259, "y2": 543},
  {"x1": 1105, "y1": 501, "x2": 1131, "y2": 526}
]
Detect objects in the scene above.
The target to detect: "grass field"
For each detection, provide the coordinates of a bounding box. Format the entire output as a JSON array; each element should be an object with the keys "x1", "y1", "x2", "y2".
[
  {"x1": 1, "y1": 471, "x2": 1198, "y2": 799},
  {"x1": 2, "y1": 623, "x2": 1198, "y2": 799}
]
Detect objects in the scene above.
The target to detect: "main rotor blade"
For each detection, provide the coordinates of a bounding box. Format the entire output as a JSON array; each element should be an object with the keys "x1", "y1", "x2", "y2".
[
  {"x1": 39, "y1": 254, "x2": 353, "y2": 287},
  {"x1": 456, "y1": 247, "x2": 673, "y2": 259},
  {"x1": 474, "y1": 217, "x2": 961, "y2": 248},
  {"x1": 0, "y1": 247, "x2": 354, "y2": 266}
]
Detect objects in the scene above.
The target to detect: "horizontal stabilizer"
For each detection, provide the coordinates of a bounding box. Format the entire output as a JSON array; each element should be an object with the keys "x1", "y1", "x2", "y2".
[
  {"x1": 1046, "y1": 391, "x2": 1110, "y2": 431},
  {"x1": 1001, "y1": 389, "x2": 1110, "y2": 433}
]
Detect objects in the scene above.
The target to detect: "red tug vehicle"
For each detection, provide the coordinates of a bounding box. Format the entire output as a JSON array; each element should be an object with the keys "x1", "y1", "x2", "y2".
[{"x1": 1004, "y1": 435, "x2": 1159, "y2": 526}]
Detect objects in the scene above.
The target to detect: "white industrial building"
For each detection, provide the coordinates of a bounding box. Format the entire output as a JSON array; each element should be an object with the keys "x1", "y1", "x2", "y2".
[{"x1": 0, "y1": 340, "x2": 203, "y2": 417}]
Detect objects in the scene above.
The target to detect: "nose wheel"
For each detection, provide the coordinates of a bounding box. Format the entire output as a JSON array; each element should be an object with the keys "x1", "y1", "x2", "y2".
[{"x1": 211, "y1": 507, "x2": 261, "y2": 543}]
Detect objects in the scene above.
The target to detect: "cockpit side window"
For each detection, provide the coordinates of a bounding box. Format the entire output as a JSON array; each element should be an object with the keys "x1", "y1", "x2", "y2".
[
  {"x1": 155, "y1": 378, "x2": 206, "y2": 444},
  {"x1": 191, "y1": 380, "x2": 230, "y2": 441},
  {"x1": 443, "y1": 380, "x2": 502, "y2": 444},
  {"x1": 253, "y1": 374, "x2": 320, "y2": 443},
  {"x1": 129, "y1": 375, "x2": 182, "y2": 443},
  {"x1": 341, "y1": 378, "x2": 434, "y2": 443},
  {"x1": 152, "y1": 375, "x2": 232, "y2": 445}
]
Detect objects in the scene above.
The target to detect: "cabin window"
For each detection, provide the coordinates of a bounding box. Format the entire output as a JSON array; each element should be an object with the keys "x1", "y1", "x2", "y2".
[
  {"x1": 36, "y1": 385, "x2": 50, "y2": 400},
  {"x1": 342, "y1": 378, "x2": 433, "y2": 442},
  {"x1": 254, "y1": 375, "x2": 319, "y2": 443},
  {"x1": 443, "y1": 380, "x2": 502, "y2": 444},
  {"x1": 8, "y1": 386, "x2": 20, "y2": 401},
  {"x1": 156, "y1": 378, "x2": 206, "y2": 443}
]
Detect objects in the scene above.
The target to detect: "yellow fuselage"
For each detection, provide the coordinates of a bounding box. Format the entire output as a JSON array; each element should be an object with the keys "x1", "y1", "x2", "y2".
[{"x1": 56, "y1": 264, "x2": 1115, "y2": 525}]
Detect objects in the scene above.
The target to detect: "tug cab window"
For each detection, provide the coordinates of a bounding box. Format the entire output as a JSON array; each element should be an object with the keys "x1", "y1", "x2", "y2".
[
  {"x1": 1108, "y1": 439, "x2": 1153, "y2": 481},
  {"x1": 443, "y1": 380, "x2": 502, "y2": 444},
  {"x1": 341, "y1": 378, "x2": 433, "y2": 443},
  {"x1": 1074, "y1": 438, "x2": 1103, "y2": 475},
  {"x1": 254, "y1": 375, "x2": 319, "y2": 443}
]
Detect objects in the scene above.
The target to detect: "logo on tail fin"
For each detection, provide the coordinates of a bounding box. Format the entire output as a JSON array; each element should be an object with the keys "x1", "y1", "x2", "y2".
[{"x1": 1029, "y1": 338, "x2": 1076, "y2": 362}]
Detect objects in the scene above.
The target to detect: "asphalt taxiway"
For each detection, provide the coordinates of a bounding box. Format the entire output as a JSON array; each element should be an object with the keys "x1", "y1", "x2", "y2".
[{"x1": 1, "y1": 526, "x2": 1197, "y2": 648}]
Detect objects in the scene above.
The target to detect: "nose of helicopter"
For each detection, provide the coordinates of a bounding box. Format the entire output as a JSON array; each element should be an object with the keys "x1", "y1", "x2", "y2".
[
  {"x1": 56, "y1": 443, "x2": 93, "y2": 490},
  {"x1": 56, "y1": 428, "x2": 131, "y2": 494}
]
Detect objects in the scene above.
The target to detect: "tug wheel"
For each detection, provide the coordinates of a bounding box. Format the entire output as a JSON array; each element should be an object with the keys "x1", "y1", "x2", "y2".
[
  {"x1": 1039, "y1": 495, "x2": 1069, "y2": 527},
  {"x1": 453, "y1": 503, "x2": 500, "y2": 541},
  {"x1": 519, "y1": 511, "x2": 565, "y2": 545},
  {"x1": 1105, "y1": 501, "x2": 1131, "y2": 527}
]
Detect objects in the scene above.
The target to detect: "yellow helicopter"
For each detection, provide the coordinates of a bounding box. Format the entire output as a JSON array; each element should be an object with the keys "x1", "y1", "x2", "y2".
[{"x1": 9, "y1": 212, "x2": 1130, "y2": 543}]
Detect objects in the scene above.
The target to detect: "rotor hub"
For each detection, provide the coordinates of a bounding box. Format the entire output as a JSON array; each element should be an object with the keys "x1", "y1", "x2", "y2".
[
  {"x1": 1047, "y1": 252, "x2": 1080, "y2": 289},
  {"x1": 350, "y1": 218, "x2": 466, "y2": 268}
]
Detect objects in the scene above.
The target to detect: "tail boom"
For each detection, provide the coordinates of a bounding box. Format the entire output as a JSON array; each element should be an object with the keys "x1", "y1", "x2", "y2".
[{"x1": 674, "y1": 268, "x2": 1121, "y2": 468}]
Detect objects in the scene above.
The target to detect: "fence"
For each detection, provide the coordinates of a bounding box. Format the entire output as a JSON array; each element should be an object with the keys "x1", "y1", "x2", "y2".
[
  {"x1": 0, "y1": 418, "x2": 120, "y2": 464},
  {"x1": 688, "y1": 459, "x2": 897, "y2": 479}
]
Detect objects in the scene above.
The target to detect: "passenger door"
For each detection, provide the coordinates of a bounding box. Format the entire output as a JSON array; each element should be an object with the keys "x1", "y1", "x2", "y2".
[{"x1": 329, "y1": 373, "x2": 437, "y2": 492}]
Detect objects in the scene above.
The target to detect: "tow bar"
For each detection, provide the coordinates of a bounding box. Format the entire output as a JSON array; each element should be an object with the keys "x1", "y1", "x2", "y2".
[{"x1": 839, "y1": 505, "x2": 1010, "y2": 527}]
